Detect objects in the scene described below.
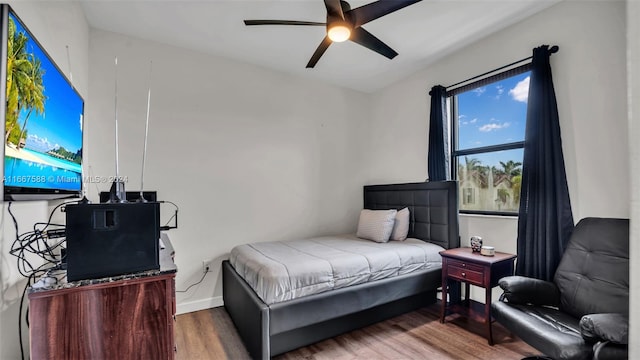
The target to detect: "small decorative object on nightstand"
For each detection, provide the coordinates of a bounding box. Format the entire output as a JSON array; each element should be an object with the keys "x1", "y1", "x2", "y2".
[
  {"x1": 470, "y1": 236, "x2": 483, "y2": 252},
  {"x1": 440, "y1": 247, "x2": 516, "y2": 345},
  {"x1": 480, "y1": 245, "x2": 495, "y2": 256}
]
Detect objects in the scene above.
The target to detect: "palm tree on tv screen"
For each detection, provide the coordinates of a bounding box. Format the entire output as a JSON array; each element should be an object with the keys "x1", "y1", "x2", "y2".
[
  {"x1": 4, "y1": 17, "x2": 46, "y2": 148},
  {"x1": 4, "y1": 17, "x2": 28, "y2": 144},
  {"x1": 16, "y1": 56, "x2": 45, "y2": 148}
]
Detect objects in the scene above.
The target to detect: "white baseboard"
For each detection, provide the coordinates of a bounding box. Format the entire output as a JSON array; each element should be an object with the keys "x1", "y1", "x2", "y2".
[{"x1": 176, "y1": 296, "x2": 223, "y2": 315}]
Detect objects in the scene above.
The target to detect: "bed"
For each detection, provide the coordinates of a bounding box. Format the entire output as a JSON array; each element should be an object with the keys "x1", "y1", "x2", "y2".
[{"x1": 222, "y1": 181, "x2": 459, "y2": 359}]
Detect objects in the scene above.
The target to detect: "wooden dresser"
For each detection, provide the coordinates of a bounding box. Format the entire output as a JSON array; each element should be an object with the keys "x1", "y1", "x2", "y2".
[{"x1": 28, "y1": 233, "x2": 178, "y2": 360}]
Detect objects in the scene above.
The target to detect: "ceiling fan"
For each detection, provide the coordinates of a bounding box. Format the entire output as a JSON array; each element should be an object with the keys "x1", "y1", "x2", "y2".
[{"x1": 244, "y1": 0, "x2": 422, "y2": 68}]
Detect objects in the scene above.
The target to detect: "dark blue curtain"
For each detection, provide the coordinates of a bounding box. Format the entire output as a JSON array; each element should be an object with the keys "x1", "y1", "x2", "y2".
[
  {"x1": 516, "y1": 45, "x2": 574, "y2": 281},
  {"x1": 427, "y1": 85, "x2": 449, "y2": 181}
]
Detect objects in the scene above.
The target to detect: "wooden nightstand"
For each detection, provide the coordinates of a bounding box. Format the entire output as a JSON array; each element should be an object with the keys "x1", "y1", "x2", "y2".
[{"x1": 439, "y1": 247, "x2": 516, "y2": 345}]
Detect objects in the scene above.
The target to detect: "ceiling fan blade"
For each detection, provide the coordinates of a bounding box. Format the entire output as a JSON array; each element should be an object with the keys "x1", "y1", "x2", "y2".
[
  {"x1": 244, "y1": 20, "x2": 326, "y2": 26},
  {"x1": 349, "y1": 27, "x2": 398, "y2": 59},
  {"x1": 348, "y1": 0, "x2": 422, "y2": 27},
  {"x1": 324, "y1": 0, "x2": 345, "y2": 20},
  {"x1": 306, "y1": 36, "x2": 333, "y2": 68}
]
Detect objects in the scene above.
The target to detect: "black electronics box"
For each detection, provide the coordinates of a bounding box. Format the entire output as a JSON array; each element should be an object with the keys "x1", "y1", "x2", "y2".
[
  {"x1": 98, "y1": 191, "x2": 157, "y2": 203},
  {"x1": 65, "y1": 202, "x2": 160, "y2": 282}
]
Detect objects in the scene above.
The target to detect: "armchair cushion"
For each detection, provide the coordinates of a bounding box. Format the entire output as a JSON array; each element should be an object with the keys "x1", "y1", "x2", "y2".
[
  {"x1": 498, "y1": 276, "x2": 560, "y2": 307},
  {"x1": 491, "y1": 301, "x2": 591, "y2": 360},
  {"x1": 580, "y1": 313, "x2": 628, "y2": 345},
  {"x1": 553, "y1": 218, "x2": 629, "y2": 319}
]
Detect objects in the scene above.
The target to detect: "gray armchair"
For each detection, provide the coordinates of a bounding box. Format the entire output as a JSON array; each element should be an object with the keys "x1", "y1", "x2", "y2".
[{"x1": 492, "y1": 218, "x2": 629, "y2": 360}]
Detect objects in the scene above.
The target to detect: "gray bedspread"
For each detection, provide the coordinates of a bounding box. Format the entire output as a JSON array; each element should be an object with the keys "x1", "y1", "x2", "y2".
[{"x1": 229, "y1": 234, "x2": 444, "y2": 304}]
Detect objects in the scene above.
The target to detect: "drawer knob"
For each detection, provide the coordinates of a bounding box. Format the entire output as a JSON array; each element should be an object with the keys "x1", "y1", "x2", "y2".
[
  {"x1": 462, "y1": 263, "x2": 466, "y2": 267},
  {"x1": 461, "y1": 272, "x2": 466, "y2": 277}
]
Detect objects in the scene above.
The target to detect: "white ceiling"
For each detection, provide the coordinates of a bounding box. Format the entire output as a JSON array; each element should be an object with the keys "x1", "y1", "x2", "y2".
[{"x1": 81, "y1": 0, "x2": 560, "y2": 93}]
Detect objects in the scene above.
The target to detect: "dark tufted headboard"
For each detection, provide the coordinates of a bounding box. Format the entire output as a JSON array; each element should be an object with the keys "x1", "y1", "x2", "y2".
[{"x1": 363, "y1": 181, "x2": 459, "y2": 249}]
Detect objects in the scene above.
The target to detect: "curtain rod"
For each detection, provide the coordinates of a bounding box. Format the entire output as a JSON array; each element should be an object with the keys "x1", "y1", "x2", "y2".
[{"x1": 446, "y1": 45, "x2": 559, "y2": 90}]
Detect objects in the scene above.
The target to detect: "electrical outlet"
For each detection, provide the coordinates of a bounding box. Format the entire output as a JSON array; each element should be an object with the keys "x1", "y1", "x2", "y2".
[{"x1": 202, "y1": 260, "x2": 212, "y2": 274}]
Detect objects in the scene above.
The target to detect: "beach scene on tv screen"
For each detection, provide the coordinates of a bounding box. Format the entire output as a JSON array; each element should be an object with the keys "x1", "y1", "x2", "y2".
[{"x1": 4, "y1": 13, "x2": 83, "y2": 192}]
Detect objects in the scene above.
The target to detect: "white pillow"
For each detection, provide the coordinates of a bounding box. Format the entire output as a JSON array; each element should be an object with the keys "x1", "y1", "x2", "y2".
[
  {"x1": 390, "y1": 207, "x2": 410, "y2": 241},
  {"x1": 356, "y1": 209, "x2": 397, "y2": 243}
]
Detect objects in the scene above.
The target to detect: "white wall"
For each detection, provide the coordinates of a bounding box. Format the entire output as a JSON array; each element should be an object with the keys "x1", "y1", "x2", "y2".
[
  {"x1": 627, "y1": 0, "x2": 639, "y2": 357},
  {"x1": 0, "y1": 1, "x2": 89, "y2": 358},
  {"x1": 368, "y1": 0, "x2": 628, "y2": 302},
  {"x1": 86, "y1": 29, "x2": 371, "y2": 313}
]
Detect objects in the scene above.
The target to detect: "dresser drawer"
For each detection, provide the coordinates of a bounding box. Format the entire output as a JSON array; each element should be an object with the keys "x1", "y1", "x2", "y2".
[
  {"x1": 446, "y1": 258, "x2": 485, "y2": 273},
  {"x1": 446, "y1": 259, "x2": 485, "y2": 286},
  {"x1": 447, "y1": 264, "x2": 484, "y2": 286}
]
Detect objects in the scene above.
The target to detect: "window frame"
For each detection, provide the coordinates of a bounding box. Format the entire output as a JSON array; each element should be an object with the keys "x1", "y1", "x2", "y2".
[{"x1": 448, "y1": 63, "x2": 531, "y2": 216}]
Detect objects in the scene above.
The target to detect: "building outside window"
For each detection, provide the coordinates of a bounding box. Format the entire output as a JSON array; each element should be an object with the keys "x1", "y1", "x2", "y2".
[
  {"x1": 450, "y1": 69, "x2": 530, "y2": 215},
  {"x1": 462, "y1": 187, "x2": 475, "y2": 205}
]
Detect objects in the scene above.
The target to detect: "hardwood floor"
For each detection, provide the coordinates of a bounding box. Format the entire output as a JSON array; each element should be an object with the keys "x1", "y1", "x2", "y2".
[
  {"x1": 175, "y1": 302, "x2": 542, "y2": 359},
  {"x1": 175, "y1": 307, "x2": 249, "y2": 360}
]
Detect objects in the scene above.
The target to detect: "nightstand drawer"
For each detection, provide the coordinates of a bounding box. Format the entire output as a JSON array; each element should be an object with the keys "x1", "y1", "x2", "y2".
[
  {"x1": 446, "y1": 258, "x2": 485, "y2": 273},
  {"x1": 447, "y1": 265, "x2": 484, "y2": 286}
]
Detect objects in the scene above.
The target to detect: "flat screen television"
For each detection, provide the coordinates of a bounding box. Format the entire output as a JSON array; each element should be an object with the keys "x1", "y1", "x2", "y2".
[{"x1": 1, "y1": 4, "x2": 84, "y2": 201}]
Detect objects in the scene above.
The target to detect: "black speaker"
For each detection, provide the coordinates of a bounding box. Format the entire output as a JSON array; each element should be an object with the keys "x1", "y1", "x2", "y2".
[{"x1": 65, "y1": 202, "x2": 160, "y2": 282}]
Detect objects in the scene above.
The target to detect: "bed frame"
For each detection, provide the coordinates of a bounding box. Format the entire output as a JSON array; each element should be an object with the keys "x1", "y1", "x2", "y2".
[{"x1": 222, "y1": 181, "x2": 459, "y2": 359}]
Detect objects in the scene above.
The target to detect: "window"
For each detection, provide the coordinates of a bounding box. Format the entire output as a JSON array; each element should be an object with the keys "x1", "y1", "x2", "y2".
[{"x1": 450, "y1": 67, "x2": 530, "y2": 214}]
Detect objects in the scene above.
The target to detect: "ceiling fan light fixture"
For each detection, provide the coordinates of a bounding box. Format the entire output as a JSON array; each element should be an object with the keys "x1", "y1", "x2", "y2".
[
  {"x1": 243, "y1": 0, "x2": 423, "y2": 67},
  {"x1": 327, "y1": 22, "x2": 351, "y2": 42}
]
